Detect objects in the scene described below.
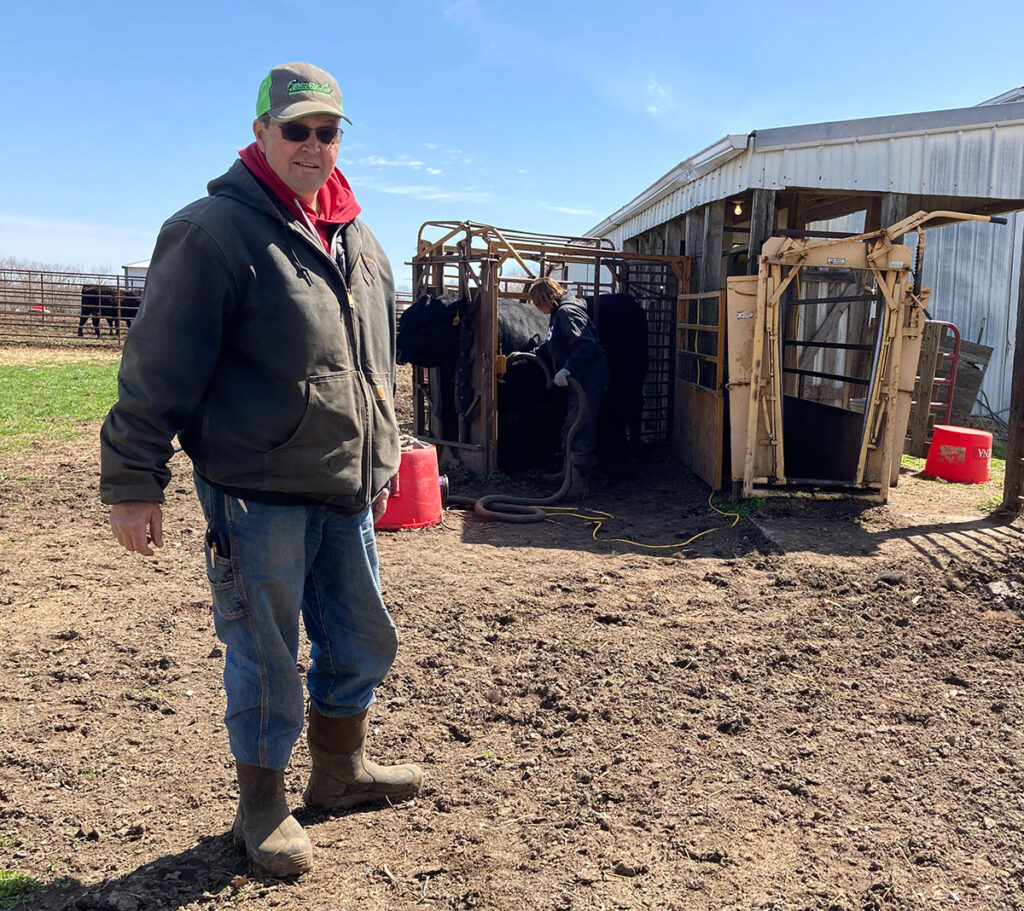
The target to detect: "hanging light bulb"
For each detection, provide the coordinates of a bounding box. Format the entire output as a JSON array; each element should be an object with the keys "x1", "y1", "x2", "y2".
[{"x1": 734, "y1": 201, "x2": 743, "y2": 217}]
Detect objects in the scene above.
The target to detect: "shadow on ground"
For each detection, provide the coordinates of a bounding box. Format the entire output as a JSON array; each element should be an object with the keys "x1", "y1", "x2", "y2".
[
  {"x1": 433, "y1": 451, "x2": 1021, "y2": 563},
  {"x1": 25, "y1": 833, "x2": 243, "y2": 910}
]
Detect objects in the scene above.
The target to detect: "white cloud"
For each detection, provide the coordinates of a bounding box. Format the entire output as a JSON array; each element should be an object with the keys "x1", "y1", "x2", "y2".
[
  {"x1": 362, "y1": 155, "x2": 426, "y2": 169},
  {"x1": 644, "y1": 78, "x2": 675, "y2": 120},
  {"x1": 359, "y1": 177, "x2": 491, "y2": 203},
  {"x1": 539, "y1": 203, "x2": 597, "y2": 217},
  {"x1": 442, "y1": 0, "x2": 479, "y2": 20},
  {"x1": 647, "y1": 78, "x2": 669, "y2": 99},
  {"x1": 426, "y1": 168, "x2": 443, "y2": 175}
]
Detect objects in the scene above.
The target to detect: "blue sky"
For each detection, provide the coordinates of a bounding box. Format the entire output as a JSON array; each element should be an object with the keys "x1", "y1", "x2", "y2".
[{"x1": 3, "y1": 0, "x2": 1023, "y2": 289}]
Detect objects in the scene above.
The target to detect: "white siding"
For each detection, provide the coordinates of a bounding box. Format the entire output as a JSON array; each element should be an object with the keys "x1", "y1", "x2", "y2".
[
  {"x1": 780, "y1": 211, "x2": 1017, "y2": 416},
  {"x1": 910, "y1": 214, "x2": 1021, "y2": 416}
]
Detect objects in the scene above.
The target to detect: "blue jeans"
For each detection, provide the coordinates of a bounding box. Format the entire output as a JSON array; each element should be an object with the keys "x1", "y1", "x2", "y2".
[
  {"x1": 194, "y1": 473, "x2": 399, "y2": 770},
  {"x1": 564, "y1": 362, "x2": 609, "y2": 475}
]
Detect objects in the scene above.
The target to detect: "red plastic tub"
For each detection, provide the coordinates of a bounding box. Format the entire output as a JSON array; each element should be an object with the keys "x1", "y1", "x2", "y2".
[
  {"x1": 924, "y1": 424, "x2": 993, "y2": 484},
  {"x1": 374, "y1": 440, "x2": 443, "y2": 530}
]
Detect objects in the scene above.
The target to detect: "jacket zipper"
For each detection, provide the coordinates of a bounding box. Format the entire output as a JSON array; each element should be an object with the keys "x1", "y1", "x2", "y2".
[{"x1": 288, "y1": 215, "x2": 374, "y2": 502}]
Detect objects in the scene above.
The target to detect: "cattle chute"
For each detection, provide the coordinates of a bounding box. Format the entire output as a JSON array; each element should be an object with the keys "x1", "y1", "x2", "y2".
[
  {"x1": 726, "y1": 210, "x2": 1008, "y2": 503},
  {"x1": 409, "y1": 221, "x2": 690, "y2": 477}
]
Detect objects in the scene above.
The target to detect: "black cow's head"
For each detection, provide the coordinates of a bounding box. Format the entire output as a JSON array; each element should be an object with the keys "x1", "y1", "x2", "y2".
[{"x1": 396, "y1": 294, "x2": 464, "y2": 367}]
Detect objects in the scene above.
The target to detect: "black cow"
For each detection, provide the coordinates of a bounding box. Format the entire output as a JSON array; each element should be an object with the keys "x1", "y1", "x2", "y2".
[
  {"x1": 397, "y1": 295, "x2": 558, "y2": 470},
  {"x1": 584, "y1": 293, "x2": 648, "y2": 465},
  {"x1": 395, "y1": 294, "x2": 460, "y2": 366},
  {"x1": 396, "y1": 295, "x2": 547, "y2": 365},
  {"x1": 397, "y1": 292, "x2": 648, "y2": 474},
  {"x1": 78, "y1": 285, "x2": 142, "y2": 338}
]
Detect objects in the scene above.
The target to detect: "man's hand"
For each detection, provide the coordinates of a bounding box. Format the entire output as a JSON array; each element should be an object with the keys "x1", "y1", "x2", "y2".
[
  {"x1": 371, "y1": 487, "x2": 390, "y2": 523},
  {"x1": 554, "y1": 368, "x2": 571, "y2": 388},
  {"x1": 109, "y1": 502, "x2": 164, "y2": 556}
]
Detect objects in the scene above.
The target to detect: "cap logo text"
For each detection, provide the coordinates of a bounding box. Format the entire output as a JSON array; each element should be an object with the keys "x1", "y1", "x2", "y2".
[{"x1": 287, "y1": 79, "x2": 332, "y2": 96}]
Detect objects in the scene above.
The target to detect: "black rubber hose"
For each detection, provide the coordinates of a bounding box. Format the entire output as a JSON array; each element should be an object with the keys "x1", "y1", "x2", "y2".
[{"x1": 448, "y1": 352, "x2": 589, "y2": 523}]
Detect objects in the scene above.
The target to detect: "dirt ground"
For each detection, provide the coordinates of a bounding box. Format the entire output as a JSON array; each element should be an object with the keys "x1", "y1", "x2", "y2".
[{"x1": 3, "y1": 348, "x2": 1024, "y2": 911}]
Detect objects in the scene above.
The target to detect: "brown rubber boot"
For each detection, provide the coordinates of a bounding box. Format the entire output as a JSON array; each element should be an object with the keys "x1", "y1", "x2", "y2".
[
  {"x1": 232, "y1": 764, "x2": 312, "y2": 877},
  {"x1": 303, "y1": 707, "x2": 423, "y2": 811}
]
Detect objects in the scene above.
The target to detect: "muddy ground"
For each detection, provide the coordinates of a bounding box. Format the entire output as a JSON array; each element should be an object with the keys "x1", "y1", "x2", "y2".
[{"x1": 2, "y1": 347, "x2": 1024, "y2": 910}]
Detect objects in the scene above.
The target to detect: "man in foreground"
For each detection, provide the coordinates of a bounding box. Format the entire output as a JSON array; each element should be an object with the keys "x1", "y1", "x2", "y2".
[{"x1": 100, "y1": 62, "x2": 422, "y2": 877}]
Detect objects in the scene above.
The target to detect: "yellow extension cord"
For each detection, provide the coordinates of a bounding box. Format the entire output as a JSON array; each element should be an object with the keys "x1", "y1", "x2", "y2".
[{"x1": 539, "y1": 488, "x2": 741, "y2": 550}]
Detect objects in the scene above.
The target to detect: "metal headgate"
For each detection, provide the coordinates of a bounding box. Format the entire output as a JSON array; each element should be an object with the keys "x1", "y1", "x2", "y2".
[
  {"x1": 410, "y1": 221, "x2": 689, "y2": 475},
  {"x1": 727, "y1": 210, "x2": 1006, "y2": 502}
]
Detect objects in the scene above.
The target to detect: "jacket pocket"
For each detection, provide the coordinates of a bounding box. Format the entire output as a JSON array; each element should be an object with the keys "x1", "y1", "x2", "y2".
[
  {"x1": 359, "y1": 253, "x2": 379, "y2": 283},
  {"x1": 204, "y1": 538, "x2": 247, "y2": 621},
  {"x1": 264, "y1": 371, "x2": 366, "y2": 498},
  {"x1": 368, "y1": 371, "x2": 401, "y2": 489}
]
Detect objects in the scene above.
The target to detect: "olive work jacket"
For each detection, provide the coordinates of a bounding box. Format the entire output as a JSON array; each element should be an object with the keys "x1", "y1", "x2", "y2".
[{"x1": 99, "y1": 160, "x2": 401, "y2": 516}]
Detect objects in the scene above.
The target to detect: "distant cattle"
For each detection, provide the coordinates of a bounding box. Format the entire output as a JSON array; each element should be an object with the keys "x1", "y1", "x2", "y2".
[
  {"x1": 78, "y1": 285, "x2": 142, "y2": 338},
  {"x1": 396, "y1": 292, "x2": 648, "y2": 473}
]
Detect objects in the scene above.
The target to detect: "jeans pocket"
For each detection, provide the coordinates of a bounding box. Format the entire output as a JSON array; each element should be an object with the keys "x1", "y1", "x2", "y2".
[{"x1": 204, "y1": 540, "x2": 247, "y2": 621}]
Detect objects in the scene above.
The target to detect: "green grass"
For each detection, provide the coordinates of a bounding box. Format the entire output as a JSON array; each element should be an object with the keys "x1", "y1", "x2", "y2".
[
  {"x1": 902, "y1": 448, "x2": 1009, "y2": 511},
  {"x1": 0, "y1": 361, "x2": 119, "y2": 451},
  {"x1": 0, "y1": 870, "x2": 41, "y2": 909},
  {"x1": 901, "y1": 453, "x2": 927, "y2": 471},
  {"x1": 711, "y1": 495, "x2": 765, "y2": 518}
]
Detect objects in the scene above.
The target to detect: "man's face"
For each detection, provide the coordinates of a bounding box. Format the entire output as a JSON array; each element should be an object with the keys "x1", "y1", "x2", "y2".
[{"x1": 253, "y1": 114, "x2": 341, "y2": 205}]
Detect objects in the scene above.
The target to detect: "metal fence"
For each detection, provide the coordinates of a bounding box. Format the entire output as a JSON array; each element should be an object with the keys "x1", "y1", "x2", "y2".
[
  {"x1": 0, "y1": 268, "x2": 415, "y2": 346},
  {"x1": 0, "y1": 269, "x2": 139, "y2": 344}
]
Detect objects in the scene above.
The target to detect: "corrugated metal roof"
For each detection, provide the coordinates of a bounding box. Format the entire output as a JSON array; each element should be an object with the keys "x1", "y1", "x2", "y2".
[
  {"x1": 590, "y1": 101, "x2": 1024, "y2": 242},
  {"x1": 753, "y1": 100, "x2": 1024, "y2": 148},
  {"x1": 980, "y1": 86, "x2": 1024, "y2": 106},
  {"x1": 589, "y1": 96, "x2": 1024, "y2": 416}
]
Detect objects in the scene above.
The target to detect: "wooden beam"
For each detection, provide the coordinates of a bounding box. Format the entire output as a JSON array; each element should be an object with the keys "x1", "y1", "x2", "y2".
[
  {"x1": 664, "y1": 217, "x2": 683, "y2": 299},
  {"x1": 802, "y1": 193, "x2": 875, "y2": 225},
  {"x1": 664, "y1": 217, "x2": 683, "y2": 257},
  {"x1": 701, "y1": 202, "x2": 725, "y2": 292},
  {"x1": 881, "y1": 193, "x2": 909, "y2": 235},
  {"x1": 788, "y1": 194, "x2": 809, "y2": 232},
  {"x1": 864, "y1": 196, "x2": 883, "y2": 232},
  {"x1": 747, "y1": 190, "x2": 777, "y2": 275},
  {"x1": 1003, "y1": 240, "x2": 1024, "y2": 511},
  {"x1": 685, "y1": 208, "x2": 706, "y2": 292}
]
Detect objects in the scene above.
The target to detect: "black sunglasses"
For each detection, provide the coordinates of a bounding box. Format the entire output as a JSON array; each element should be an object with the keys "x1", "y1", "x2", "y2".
[{"x1": 276, "y1": 122, "x2": 343, "y2": 145}]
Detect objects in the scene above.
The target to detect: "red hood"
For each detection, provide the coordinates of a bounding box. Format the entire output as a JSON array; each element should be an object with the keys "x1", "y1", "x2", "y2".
[{"x1": 239, "y1": 142, "x2": 361, "y2": 250}]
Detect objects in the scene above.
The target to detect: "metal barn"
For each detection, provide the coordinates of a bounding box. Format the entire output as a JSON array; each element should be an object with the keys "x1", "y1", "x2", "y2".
[{"x1": 585, "y1": 94, "x2": 1024, "y2": 505}]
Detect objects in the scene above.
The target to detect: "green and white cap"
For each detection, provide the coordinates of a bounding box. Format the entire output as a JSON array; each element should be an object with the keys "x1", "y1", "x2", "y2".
[{"x1": 256, "y1": 62, "x2": 352, "y2": 124}]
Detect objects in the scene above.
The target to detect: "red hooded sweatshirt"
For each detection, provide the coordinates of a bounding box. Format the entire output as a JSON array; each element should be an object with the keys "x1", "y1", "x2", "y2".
[{"x1": 239, "y1": 142, "x2": 361, "y2": 253}]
